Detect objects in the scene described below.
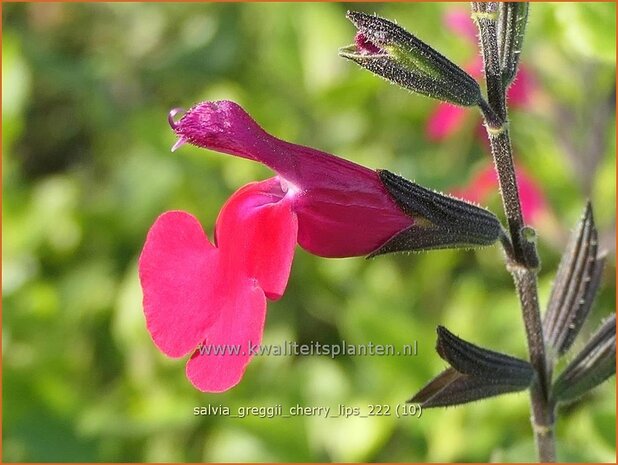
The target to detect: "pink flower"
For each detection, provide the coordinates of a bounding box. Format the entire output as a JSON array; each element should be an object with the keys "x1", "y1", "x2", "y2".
[
  {"x1": 139, "y1": 101, "x2": 414, "y2": 392},
  {"x1": 426, "y1": 10, "x2": 537, "y2": 141},
  {"x1": 452, "y1": 164, "x2": 548, "y2": 225},
  {"x1": 139, "y1": 185, "x2": 295, "y2": 393},
  {"x1": 444, "y1": 9, "x2": 478, "y2": 42},
  {"x1": 426, "y1": 8, "x2": 549, "y2": 229}
]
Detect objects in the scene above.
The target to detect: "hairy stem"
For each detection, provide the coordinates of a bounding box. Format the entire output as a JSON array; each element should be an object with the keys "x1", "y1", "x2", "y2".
[
  {"x1": 487, "y1": 129, "x2": 538, "y2": 268},
  {"x1": 512, "y1": 268, "x2": 555, "y2": 462},
  {"x1": 505, "y1": 236, "x2": 555, "y2": 462},
  {"x1": 472, "y1": 2, "x2": 555, "y2": 461}
]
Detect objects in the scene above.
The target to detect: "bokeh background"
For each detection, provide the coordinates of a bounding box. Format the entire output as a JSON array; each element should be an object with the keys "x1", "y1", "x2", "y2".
[{"x1": 3, "y1": 2, "x2": 616, "y2": 462}]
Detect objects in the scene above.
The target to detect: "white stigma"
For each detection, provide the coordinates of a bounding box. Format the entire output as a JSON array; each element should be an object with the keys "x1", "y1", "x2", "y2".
[
  {"x1": 279, "y1": 177, "x2": 300, "y2": 197},
  {"x1": 171, "y1": 137, "x2": 187, "y2": 152}
]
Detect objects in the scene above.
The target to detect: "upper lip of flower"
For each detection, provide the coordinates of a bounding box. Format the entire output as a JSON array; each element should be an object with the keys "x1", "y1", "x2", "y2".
[{"x1": 167, "y1": 100, "x2": 415, "y2": 258}]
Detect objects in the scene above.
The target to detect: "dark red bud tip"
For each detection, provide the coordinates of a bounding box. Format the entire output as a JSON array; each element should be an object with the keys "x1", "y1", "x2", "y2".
[{"x1": 355, "y1": 32, "x2": 382, "y2": 55}]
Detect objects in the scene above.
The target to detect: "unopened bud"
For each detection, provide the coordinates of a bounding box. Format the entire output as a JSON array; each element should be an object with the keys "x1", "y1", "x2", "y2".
[{"x1": 340, "y1": 11, "x2": 482, "y2": 107}]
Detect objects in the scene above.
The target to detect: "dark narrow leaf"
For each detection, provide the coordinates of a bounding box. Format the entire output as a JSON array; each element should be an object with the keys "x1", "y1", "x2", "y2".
[
  {"x1": 408, "y1": 367, "x2": 460, "y2": 404},
  {"x1": 552, "y1": 314, "x2": 616, "y2": 404},
  {"x1": 408, "y1": 326, "x2": 534, "y2": 408},
  {"x1": 370, "y1": 170, "x2": 501, "y2": 256},
  {"x1": 497, "y1": 2, "x2": 529, "y2": 86},
  {"x1": 408, "y1": 327, "x2": 535, "y2": 408},
  {"x1": 543, "y1": 202, "x2": 606, "y2": 356},
  {"x1": 340, "y1": 11, "x2": 482, "y2": 106},
  {"x1": 436, "y1": 326, "x2": 534, "y2": 386},
  {"x1": 409, "y1": 367, "x2": 532, "y2": 408}
]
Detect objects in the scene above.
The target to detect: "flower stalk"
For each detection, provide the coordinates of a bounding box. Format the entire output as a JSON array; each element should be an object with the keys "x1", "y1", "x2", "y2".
[{"x1": 472, "y1": 2, "x2": 555, "y2": 461}]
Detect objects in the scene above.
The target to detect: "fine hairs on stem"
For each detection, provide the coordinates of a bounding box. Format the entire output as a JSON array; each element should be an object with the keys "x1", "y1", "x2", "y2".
[{"x1": 471, "y1": 2, "x2": 554, "y2": 460}]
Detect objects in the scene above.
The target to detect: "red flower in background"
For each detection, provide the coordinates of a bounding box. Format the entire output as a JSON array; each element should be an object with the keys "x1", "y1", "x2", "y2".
[
  {"x1": 451, "y1": 164, "x2": 548, "y2": 227},
  {"x1": 139, "y1": 101, "x2": 414, "y2": 392},
  {"x1": 426, "y1": 8, "x2": 549, "y2": 227},
  {"x1": 426, "y1": 9, "x2": 536, "y2": 141}
]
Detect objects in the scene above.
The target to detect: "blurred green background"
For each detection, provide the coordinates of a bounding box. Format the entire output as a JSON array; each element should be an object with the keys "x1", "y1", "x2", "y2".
[{"x1": 3, "y1": 2, "x2": 616, "y2": 462}]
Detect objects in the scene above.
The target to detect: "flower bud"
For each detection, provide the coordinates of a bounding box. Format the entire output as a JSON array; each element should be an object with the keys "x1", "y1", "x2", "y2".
[{"x1": 340, "y1": 11, "x2": 483, "y2": 106}]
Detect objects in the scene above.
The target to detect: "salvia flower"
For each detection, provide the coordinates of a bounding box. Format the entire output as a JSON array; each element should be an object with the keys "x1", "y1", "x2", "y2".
[
  {"x1": 451, "y1": 164, "x2": 548, "y2": 226},
  {"x1": 141, "y1": 101, "x2": 416, "y2": 392},
  {"x1": 139, "y1": 188, "x2": 295, "y2": 392},
  {"x1": 139, "y1": 100, "x2": 501, "y2": 392}
]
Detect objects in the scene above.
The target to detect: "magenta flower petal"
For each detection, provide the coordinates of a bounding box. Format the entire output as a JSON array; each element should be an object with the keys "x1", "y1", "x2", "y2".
[
  {"x1": 216, "y1": 177, "x2": 298, "y2": 300},
  {"x1": 426, "y1": 103, "x2": 468, "y2": 141},
  {"x1": 445, "y1": 9, "x2": 478, "y2": 42},
  {"x1": 293, "y1": 184, "x2": 410, "y2": 258},
  {"x1": 186, "y1": 281, "x2": 266, "y2": 392},
  {"x1": 183, "y1": 178, "x2": 298, "y2": 391},
  {"x1": 172, "y1": 101, "x2": 413, "y2": 258},
  {"x1": 139, "y1": 177, "x2": 300, "y2": 391},
  {"x1": 507, "y1": 65, "x2": 535, "y2": 108},
  {"x1": 139, "y1": 211, "x2": 221, "y2": 358},
  {"x1": 452, "y1": 164, "x2": 549, "y2": 225}
]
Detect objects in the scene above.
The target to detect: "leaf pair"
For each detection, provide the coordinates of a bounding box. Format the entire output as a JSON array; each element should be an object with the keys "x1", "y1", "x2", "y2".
[
  {"x1": 410, "y1": 327, "x2": 534, "y2": 408},
  {"x1": 543, "y1": 202, "x2": 614, "y2": 404}
]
